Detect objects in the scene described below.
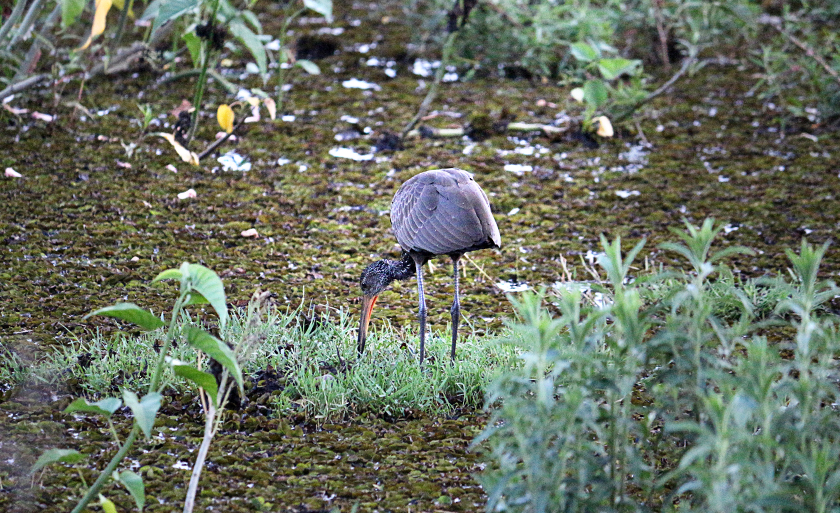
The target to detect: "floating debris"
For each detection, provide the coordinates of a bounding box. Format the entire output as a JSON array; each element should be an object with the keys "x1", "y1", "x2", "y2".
[
  {"x1": 329, "y1": 147, "x2": 374, "y2": 161},
  {"x1": 615, "y1": 190, "x2": 641, "y2": 199},
  {"x1": 411, "y1": 59, "x2": 437, "y2": 77},
  {"x1": 504, "y1": 164, "x2": 533, "y2": 175},
  {"x1": 218, "y1": 151, "x2": 252, "y2": 172},
  {"x1": 342, "y1": 78, "x2": 381, "y2": 91},
  {"x1": 552, "y1": 281, "x2": 610, "y2": 307},
  {"x1": 177, "y1": 188, "x2": 197, "y2": 200},
  {"x1": 496, "y1": 280, "x2": 530, "y2": 292}
]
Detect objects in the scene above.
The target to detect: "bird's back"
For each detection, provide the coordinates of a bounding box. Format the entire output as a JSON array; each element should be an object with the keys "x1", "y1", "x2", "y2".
[{"x1": 391, "y1": 168, "x2": 501, "y2": 257}]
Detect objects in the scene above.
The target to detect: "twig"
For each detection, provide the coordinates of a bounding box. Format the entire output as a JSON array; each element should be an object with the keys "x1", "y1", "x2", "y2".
[
  {"x1": 611, "y1": 47, "x2": 698, "y2": 123},
  {"x1": 652, "y1": 0, "x2": 670, "y2": 68},
  {"x1": 768, "y1": 21, "x2": 840, "y2": 88},
  {"x1": 196, "y1": 115, "x2": 246, "y2": 160},
  {"x1": 0, "y1": 73, "x2": 48, "y2": 102}
]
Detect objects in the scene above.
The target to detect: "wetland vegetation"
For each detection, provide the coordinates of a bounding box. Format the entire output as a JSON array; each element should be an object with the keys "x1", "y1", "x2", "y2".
[{"x1": 2, "y1": 0, "x2": 840, "y2": 511}]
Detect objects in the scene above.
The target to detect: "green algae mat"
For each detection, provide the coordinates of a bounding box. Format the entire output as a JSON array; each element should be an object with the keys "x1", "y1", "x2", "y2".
[{"x1": 3, "y1": 1, "x2": 840, "y2": 511}]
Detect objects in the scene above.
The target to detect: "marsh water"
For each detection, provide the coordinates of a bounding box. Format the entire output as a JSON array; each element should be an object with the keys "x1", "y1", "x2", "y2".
[{"x1": 2, "y1": 1, "x2": 840, "y2": 511}]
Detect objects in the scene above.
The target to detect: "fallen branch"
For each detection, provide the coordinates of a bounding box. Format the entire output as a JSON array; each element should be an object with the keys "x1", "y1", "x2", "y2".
[
  {"x1": 0, "y1": 73, "x2": 49, "y2": 102},
  {"x1": 404, "y1": 121, "x2": 569, "y2": 139}
]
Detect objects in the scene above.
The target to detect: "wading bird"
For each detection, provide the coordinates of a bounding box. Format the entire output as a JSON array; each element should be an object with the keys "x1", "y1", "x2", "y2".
[{"x1": 357, "y1": 168, "x2": 501, "y2": 365}]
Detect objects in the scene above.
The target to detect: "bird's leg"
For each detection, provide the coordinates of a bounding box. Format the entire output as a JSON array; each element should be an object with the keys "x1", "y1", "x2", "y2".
[
  {"x1": 415, "y1": 257, "x2": 427, "y2": 367},
  {"x1": 450, "y1": 255, "x2": 461, "y2": 363}
]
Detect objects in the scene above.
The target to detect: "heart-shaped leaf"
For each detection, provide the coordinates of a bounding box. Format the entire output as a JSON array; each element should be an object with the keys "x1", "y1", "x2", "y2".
[
  {"x1": 85, "y1": 303, "x2": 165, "y2": 331},
  {"x1": 31, "y1": 449, "x2": 86, "y2": 474},
  {"x1": 182, "y1": 264, "x2": 228, "y2": 330},
  {"x1": 184, "y1": 327, "x2": 242, "y2": 395},
  {"x1": 123, "y1": 391, "x2": 162, "y2": 439},
  {"x1": 172, "y1": 363, "x2": 219, "y2": 407},
  {"x1": 65, "y1": 397, "x2": 122, "y2": 418},
  {"x1": 114, "y1": 470, "x2": 146, "y2": 510}
]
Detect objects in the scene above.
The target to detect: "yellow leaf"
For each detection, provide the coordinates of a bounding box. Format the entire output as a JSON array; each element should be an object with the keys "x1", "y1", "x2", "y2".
[
  {"x1": 593, "y1": 115, "x2": 614, "y2": 138},
  {"x1": 217, "y1": 104, "x2": 234, "y2": 134},
  {"x1": 154, "y1": 133, "x2": 200, "y2": 166},
  {"x1": 263, "y1": 98, "x2": 277, "y2": 120},
  {"x1": 78, "y1": 0, "x2": 113, "y2": 51},
  {"x1": 99, "y1": 494, "x2": 118, "y2": 513}
]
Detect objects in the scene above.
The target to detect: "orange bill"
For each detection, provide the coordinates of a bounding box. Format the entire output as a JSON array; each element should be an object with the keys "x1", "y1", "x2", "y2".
[{"x1": 357, "y1": 294, "x2": 379, "y2": 355}]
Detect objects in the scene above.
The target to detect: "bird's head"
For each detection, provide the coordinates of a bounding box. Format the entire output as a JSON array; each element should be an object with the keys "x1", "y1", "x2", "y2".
[{"x1": 357, "y1": 260, "x2": 392, "y2": 355}]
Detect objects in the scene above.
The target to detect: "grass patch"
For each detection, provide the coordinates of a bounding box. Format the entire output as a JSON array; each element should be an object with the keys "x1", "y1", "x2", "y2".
[{"x1": 24, "y1": 305, "x2": 516, "y2": 421}]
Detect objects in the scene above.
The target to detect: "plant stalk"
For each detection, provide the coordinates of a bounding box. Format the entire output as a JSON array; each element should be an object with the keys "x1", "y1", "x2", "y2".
[
  {"x1": 110, "y1": 0, "x2": 136, "y2": 51},
  {"x1": 0, "y1": 0, "x2": 29, "y2": 43},
  {"x1": 71, "y1": 293, "x2": 186, "y2": 512},
  {"x1": 182, "y1": 403, "x2": 216, "y2": 513},
  {"x1": 400, "y1": 30, "x2": 458, "y2": 140},
  {"x1": 8, "y1": 0, "x2": 43, "y2": 48}
]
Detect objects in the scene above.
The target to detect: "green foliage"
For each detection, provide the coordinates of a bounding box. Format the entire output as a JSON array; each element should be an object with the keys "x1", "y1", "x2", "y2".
[
  {"x1": 34, "y1": 305, "x2": 515, "y2": 420},
  {"x1": 114, "y1": 470, "x2": 146, "y2": 511},
  {"x1": 31, "y1": 448, "x2": 86, "y2": 474},
  {"x1": 476, "y1": 221, "x2": 840, "y2": 511},
  {"x1": 33, "y1": 262, "x2": 239, "y2": 513}
]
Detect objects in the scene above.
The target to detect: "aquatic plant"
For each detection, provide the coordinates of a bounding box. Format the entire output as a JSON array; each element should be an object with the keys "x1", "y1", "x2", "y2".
[
  {"x1": 475, "y1": 221, "x2": 840, "y2": 511},
  {"x1": 33, "y1": 262, "x2": 245, "y2": 513}
]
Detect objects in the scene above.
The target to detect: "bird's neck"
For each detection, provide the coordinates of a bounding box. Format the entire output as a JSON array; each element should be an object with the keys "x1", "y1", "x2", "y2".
[{"x1": 386, "y1": 253, "x2": 416, "y2": 283}]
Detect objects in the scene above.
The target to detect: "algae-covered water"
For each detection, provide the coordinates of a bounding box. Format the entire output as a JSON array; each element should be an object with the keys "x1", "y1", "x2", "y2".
[{"x1": 2, "y1": 0, "x2": 840, "y2": 510}]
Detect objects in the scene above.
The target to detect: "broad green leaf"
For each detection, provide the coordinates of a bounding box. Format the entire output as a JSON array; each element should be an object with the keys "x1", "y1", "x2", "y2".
[
  {"x1": 183, "y1": 264, "x2": 228, "y2": 330},
  {"x1": 569, "y1": 42, "x2": 598, "y2": 62},
  {"x1": 172, "y1": 363, "x2": 219, "y2": 407},
  {"x1": 115, "y1": 470, "x2": 146, "y2": 510},
  {"x1": 31, "y1": 449, "x2": 85, "y2": 474},
  {"x1": 303, "y1": 0, "x2": 333, "y2": 22},
  {"x1": 296, "y1": 59, "x2": 321, "y2": 75},
  {"x1": 597, "y1": 57, "x2": 641, "y2": 80},
  {"x1": 151, "y1": 268, "x2": 183, "y2": 284},
  {"x1": 123, "y1": 391, "x2": 162, "y2": 439},
  {"x1": 184, "y1": 327, "x2": 243, "y2": 394},
  {"x1": 183, "y1": 31, "x2": 201, "y2": 67},
  {"x1": 582, "y1": 79, "x2": 608, "y2": 109},
  {"x1": 139, "y1": 0, "x2": 160, "y2": 20},
  {"x1": 65, "y1": 397, "x2": 122, "y2": 417},
  {"x1": 230, "y1": 21, "x2": 267, "y2": 75},
  {"x1": 85, "y1": 303, "x2": 165, "y2": 331},
  {"x1": 99, "y1": 494, "x2": 117, "y2": 513},
  {"x1": 62, "y1": 0, "x2": 86, "y2": 28},
  {"x1": 151, "y1": 0, "x2": 199, "y2": 35}
]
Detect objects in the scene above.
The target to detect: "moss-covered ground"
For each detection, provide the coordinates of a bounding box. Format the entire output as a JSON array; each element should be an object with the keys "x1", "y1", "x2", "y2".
[{"x1": 2, "y1": 0, "x2": 840, "y2": 511}]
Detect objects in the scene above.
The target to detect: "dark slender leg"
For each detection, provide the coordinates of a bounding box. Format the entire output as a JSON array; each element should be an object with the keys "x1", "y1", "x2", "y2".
[
  {"x1": 414, "y1": 257, "x2": 427, "y2": 366},
  {"x1": 450, "y1": 255, "x2": 461, "y2": 363}
]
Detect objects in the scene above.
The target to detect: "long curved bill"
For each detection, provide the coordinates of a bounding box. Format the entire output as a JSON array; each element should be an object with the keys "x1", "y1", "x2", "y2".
[{"x1": 357, "y1": 294, "x2": 379, "y2": 355}]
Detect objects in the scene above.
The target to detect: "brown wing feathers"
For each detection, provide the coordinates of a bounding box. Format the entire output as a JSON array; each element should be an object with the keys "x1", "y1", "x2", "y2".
[{"x1": 391, "y1": 169, "x2": 500, "y2": 257}]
